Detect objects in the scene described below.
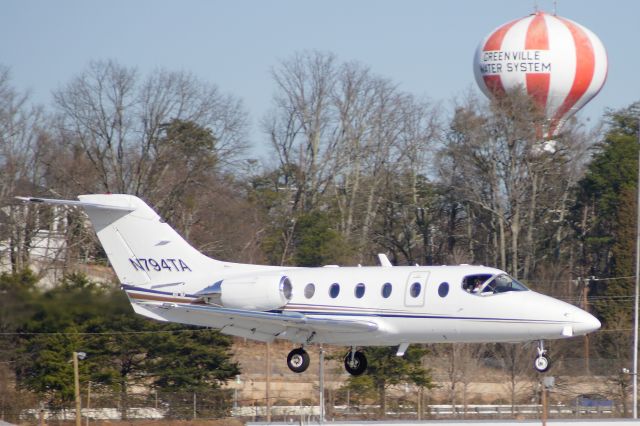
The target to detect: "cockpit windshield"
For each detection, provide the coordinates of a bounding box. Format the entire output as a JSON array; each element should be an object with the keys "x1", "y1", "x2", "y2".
[
  {"x1": 483, "y1": 274, "x2": 529, "y2": 293},
  {"x1": 462, "y1": 273, "x2": 528, "y2": 295}
]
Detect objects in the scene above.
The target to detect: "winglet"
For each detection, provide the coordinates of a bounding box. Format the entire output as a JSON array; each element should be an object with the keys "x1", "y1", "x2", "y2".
[{"x1": 377, "y1": 253, "x2": 392, "y2": 267}]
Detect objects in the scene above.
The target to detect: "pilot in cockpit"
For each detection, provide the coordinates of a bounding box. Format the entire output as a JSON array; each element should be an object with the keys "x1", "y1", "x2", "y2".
[
  {"x1": 463, "y1": 274, "x2": 494, "y2": 294},
  {"x1": 463, "y1": 273, "x2": 529, "y2": 295}
]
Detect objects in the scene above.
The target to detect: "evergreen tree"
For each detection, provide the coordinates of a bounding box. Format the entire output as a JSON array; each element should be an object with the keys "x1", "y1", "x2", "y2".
[
  {"x1": 11, "y1": 273, "x2": 239, "y2": 415},
  {"x1": 0, "y1": 270, "x2": 38, "y2": 361},
  {"x1": 343, "y1": 346, "x2": 433, "y2": 415},
  {"x1": 292, "y1": 210, "x2": 351, "y2": 266},
  {"x1": 573, "y1": 101, "x2": 640, "y2": 359},
  {"x1": 149, "y1": 328, "x2": 239, "y2": 418}
]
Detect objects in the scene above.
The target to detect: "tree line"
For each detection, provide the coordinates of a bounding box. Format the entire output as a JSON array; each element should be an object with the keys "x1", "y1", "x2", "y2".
[
  {"x1": 0, "y1": 51, "x2": 638, "y2": 417},
  {"x1": 0, "y1": 270, "x2": 237, "y2": 419}
]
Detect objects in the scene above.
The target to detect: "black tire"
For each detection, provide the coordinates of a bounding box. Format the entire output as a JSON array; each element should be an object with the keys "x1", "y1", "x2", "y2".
[
  {"x1": 344, "y1": 350, "x2": 367, "y2": 376},
  {"x1": 534, "y1": 355, "x2": 551, "y2": 373},
  {"x1": 287, "y1": 348, "x2": 310, "y2": 373}
]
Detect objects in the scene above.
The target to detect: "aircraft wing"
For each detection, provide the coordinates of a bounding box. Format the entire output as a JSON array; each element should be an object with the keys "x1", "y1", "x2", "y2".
[{"x1": 130, "y1": 300, "x2": 379, "y2": 343}]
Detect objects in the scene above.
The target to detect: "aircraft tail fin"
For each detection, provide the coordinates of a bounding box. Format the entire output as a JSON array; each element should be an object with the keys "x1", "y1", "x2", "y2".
[{"x1": 17, "y1": 194, "x2": 222, "y2": 288}]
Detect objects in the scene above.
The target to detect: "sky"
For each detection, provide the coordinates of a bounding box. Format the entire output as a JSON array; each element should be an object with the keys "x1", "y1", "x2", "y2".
[{"x1": 2, "y1": 0, "x2": 639, "y2": 158}]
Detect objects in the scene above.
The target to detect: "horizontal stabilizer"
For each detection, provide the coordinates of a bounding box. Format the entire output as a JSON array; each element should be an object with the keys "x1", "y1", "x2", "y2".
[{"x1": 15, "y1": 196, "x2": 135, "y2": 212}]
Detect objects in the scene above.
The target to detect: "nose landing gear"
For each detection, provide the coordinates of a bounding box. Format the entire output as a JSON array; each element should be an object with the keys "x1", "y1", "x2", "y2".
[
  {"x1": 533, "y1": 340, "x2": 551, "y2": 373},
  {"x1": 287, "y1": 347, "x2": 310, "y2": 373}
]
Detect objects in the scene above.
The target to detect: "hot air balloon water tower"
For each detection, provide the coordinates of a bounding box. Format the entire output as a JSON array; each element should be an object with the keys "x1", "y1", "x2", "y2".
[{"x1": 473, "y1": 9, "x2": 608, "y2": 151}]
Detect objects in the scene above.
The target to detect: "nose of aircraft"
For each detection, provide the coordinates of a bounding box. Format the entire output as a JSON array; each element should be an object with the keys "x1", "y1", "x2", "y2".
[{"x1": 573, "y1": 308, "x2": 601, "y2": 335}]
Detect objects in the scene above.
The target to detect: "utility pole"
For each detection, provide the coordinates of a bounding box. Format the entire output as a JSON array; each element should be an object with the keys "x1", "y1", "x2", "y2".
[
  {"x1": 541, "y1": 382, "x2": 547, "y2": 426},
  {"x1": 319, "y1": 346, "x2": 325, "y2": 424},
  {"x1": 581, "y1": 277, "x2": 591, "y2": 375},
  {"x1": 193, "y1": 393, "x2": 196, "y2": 419},
  {"x1": 86, "y1": 381, "x2": 91, "y2": 426},
  {"x1": 39, "y1": 403, "x2": 45, "y2": 426},
  {"x1": 266, "y1": 343, "x2": 271, "y2": 422},
  {"x1": 633, "y1": 117, "x2": 640, "y2": 419},
  {"x1": 542, "y1": 376, "x2": 555, "y2": 426},
  {"x1": 73, "y1": 352, "x2": 81, "y2": 426}
]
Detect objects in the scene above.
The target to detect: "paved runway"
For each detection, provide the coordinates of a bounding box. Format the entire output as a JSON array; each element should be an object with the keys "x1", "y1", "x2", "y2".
[{"x1": 249, "y1": 420, "x2": 640, "y2": 425}]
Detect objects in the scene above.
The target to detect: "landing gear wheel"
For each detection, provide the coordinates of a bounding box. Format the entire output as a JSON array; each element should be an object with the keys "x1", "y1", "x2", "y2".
[
  {"x1": 287, "y1": 348, "x2": 310, "y2": 373},
  {"x1": 344, "y1": 350, "x2": 367, "y2": 376},
  {"x1": 533, "y1": 340, "x2": 551, "y2": 373},
  {"x1": 534, "y1": 355, "x2": 551, "y2": 373}
]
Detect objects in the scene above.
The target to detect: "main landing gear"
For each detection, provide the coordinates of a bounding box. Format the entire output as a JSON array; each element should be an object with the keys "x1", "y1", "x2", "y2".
[
  {"x1": 287, "y1": 347, "x2": 310, "y2": 373},
  {"x1": 344, "y1": 348, "x2": 367, "y2": 376},
  {"x1": 286, "y1": 346, "x2": 368, "y2": 376},
  {"x1": 533, "y1": 340, "x2": 551, "y2": 373}
]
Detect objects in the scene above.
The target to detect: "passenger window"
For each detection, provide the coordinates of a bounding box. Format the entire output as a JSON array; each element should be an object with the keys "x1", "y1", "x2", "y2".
[
  {"x1": 355, "y1": 283, "x2": 365, "y2": 298},
  {"x1": 409, "y1": 282, "x2": 421, "y2": 298},
  {"x1": 280, "y1": 277, "x2": 293, "y2": 299},
  {"x1": 381, "y1": 282, "x2": 392, "y2": 298},
  {"x1": 438, "y1": 282, "x2": 449, "y2": 298},
  {"x1": 304, "y1": 283, "x2": 315, "y2": 299},
  {"x1": 329, "y1": 283, "x2": 340, "y2": 298}
]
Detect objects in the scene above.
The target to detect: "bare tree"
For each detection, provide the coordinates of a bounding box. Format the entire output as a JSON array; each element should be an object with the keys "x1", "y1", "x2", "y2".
[
  {"x1": 606, "y1": 368, "x2": 631, "y2": 416},
  {"x1": 52, "y1": 61, "x2": 247, "y2": 184},
  {"x1": 267, "y1": 51, "x2": 339, "y2": 212},
  {"x1": 438, "y1": 90, "x2": 590, "y2": 280},
  {"x1": 263, "y1": 51, "x2": 440, "y2": 264},
  {"x1": 50, "y1": 60, "x2": 249, "y2": 231},
  {"x1": 0, "y1": 65, "x2": 48, "y2": 273},
  {"x1": 492, "y1": 343, "x2": 533, "y2": 413},
  {"x1": 434, "y1": 343, "x2": 486, "y2": 417}
]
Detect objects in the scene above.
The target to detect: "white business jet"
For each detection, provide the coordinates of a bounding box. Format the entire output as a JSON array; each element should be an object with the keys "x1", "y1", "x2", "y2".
[{"x1": 17, "y1": 194, "x2": 600, "y2": 375}]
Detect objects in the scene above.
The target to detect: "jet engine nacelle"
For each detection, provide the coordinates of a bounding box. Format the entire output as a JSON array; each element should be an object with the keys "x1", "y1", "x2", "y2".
[{"x1": 201, "y1": 274, "x2": 293, "y2": 311}]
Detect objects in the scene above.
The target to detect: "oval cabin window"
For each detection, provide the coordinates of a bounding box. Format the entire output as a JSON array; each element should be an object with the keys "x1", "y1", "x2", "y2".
[
  {"x1": 329, "y1": 283, "x2": 340, "y2": 298},
  {"x1": 410, "y1": 282, "x2": 421, "y2": 298},
  {"x1": 438, "y1": 282, "x2": 449, "y2": 298},
  {"x1": 304, "y1": 283, "x2": 315, "y2": 299},
  {"x1": 381, "y1": 283, "x2": 392, "y2": 298}
]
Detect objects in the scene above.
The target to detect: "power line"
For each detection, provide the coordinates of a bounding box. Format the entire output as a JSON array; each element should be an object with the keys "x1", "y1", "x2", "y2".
[
  {"x1": 525, "y1": 275, "x2": 636, "y2": 284},
  {"x1": 0, "y1": 328, "x2": 216, "y2": 336},
  {"x1": 591, "y1": 276, "x2": 637, "y2": 281}
]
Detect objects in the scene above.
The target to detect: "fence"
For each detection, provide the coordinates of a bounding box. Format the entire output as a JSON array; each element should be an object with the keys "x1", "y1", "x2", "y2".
[
  {"x1": 12, "y1": 393, "x2": 626, "y2": 424},
  {"x1": 3, "y1": 356, "x2": 634, "y2": 423}
]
